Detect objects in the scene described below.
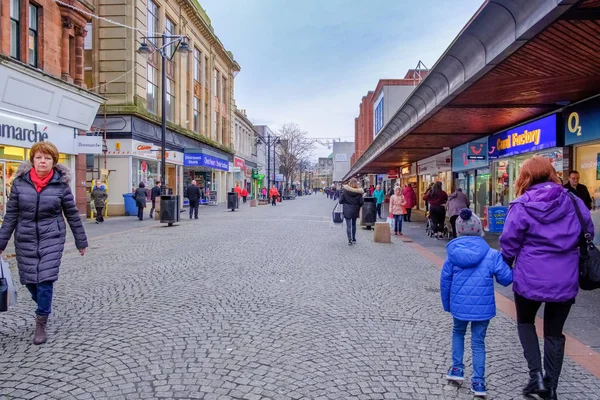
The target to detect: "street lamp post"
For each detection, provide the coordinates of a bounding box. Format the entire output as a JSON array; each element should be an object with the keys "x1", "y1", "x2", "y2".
[
  {"x1": 138, "y1": 33, "x2": 191, "y2": 195},
  {"x1": 257, "y1": 134, "x2": 280, "y2": 191}
]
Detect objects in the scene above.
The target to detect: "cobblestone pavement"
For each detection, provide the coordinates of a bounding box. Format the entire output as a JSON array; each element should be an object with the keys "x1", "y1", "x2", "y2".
[{"x1": 1, "y1": 195, "x2": 599, "y2": 400}]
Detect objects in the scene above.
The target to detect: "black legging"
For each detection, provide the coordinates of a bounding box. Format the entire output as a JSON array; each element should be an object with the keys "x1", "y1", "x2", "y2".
[
  {"x1": 450, "y1": 215, "x2": 458, "y2": 238},
  {"x1": 429, "y1": 205, "x2": 446, "y2": 233}
]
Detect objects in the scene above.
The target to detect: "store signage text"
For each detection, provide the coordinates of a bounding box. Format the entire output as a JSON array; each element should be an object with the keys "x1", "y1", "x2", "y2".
[
  {"x1": 1, "y1": 123, "x2": 49, "y2": 144},
  {"x1": 452, "y1": 139, "x2": 489, "y2": 172},
  {"x1": 488, "y1": 114, "x2": 557, "y2": 159},
  {"x1": 564, "y1": 97, "x2": 600, "y2": 145},
  {"x1": 184, "y1": 153, "x2": 229, "y2": 171},
  {"x1": 0, "y1": 113, "x2": 80, "y2": 154},
  {"x1": 234, "y1": 157, "x2": 245, "y2": 170}
]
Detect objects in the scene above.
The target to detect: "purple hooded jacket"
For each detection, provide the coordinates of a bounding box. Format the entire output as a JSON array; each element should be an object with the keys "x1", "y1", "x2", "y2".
[{"x1": 500, "y1": 182, "x2": 594, "y2": 302}]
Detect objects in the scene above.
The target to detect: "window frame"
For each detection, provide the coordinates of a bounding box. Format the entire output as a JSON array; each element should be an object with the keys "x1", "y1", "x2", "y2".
[
  {"x1": 10, "y1": 0, "x2": 20, "y2": 60},
  {"x1": 166, "y1": 77, "x2": 175, "y2": 122},
  {"x1": 147, "y1": 0, "x2": 158, "y2": 45},
  {"x1": 193, "y1": 48, "x2": 201, "y2": 83},
  {"x1": 165, "y1": 17, "x2": 175, "y2": 58},
  {"x1": 146, "y1": 64, "x2": 158, "y2": 115},
  {"x1": 193, "y1": 97, "x2": 200, "y2": 133},
  {"x1": 28, "y1": 3, "x2": 39, "y2": 68}
]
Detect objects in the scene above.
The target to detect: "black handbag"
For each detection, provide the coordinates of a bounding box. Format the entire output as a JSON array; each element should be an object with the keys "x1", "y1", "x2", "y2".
[
  {"x1": 0, "y1": 262, "x2": 8, "y2": 312},
  {"x1": 568, "y1": 193, "x2": 600, "y2": 290},
  {"x1": 332, "y1": 202, "x2": 343, "y2": 224}
]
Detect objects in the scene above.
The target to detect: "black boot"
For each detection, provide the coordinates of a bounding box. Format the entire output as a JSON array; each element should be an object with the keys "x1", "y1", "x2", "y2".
[
  {"x1": 518, "y1": 323, "x2": 547, "y2": 396},
  {"x1": 541, "y1": 335, "x2": 566, "y2": 400}
]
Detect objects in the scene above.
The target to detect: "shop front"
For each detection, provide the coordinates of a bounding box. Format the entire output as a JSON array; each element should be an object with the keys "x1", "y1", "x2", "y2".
[
  {"x1": 489, "y1": 114, "x2": 562, "y2": 207},
  {"x1": 400, "y1": 163, "x2": 417, "y2": 189},
  {"x1": 417, "y1": 151, "x2": 452, "y2": 210},
  {"x1": 451, "y1": 138, "x2": 490, "y2": 216},
  {"x1": 183, "y1": 150, "x2": 231, "y2": 204},
  {"x1": 563, "y1": 97, "x2": 600, "y2": 243},
  {"x1": 232, "y1": 157, "x2": 245, "y2": 192}
]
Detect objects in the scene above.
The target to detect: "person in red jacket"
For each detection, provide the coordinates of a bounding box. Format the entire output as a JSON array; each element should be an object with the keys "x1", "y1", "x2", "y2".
[
  {"x1": 234, "y1": 183, "x2": 242, "y2": 198},
  {"x1": 402, "y1": 183, "x2": 417, "y2": 222},
  {"x1": 269, "y1": 185, "x2": 280, "y2": 206},
  {"x1": 241, "y1": 187, "x2": 248, "y2": 203}
]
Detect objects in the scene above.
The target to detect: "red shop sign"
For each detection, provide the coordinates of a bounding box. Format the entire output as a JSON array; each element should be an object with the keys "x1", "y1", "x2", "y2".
[
  {"x1": 388, "y1": 169, "x2": 398, "y2": 179},
  {"x1": 234, "y1": 157, "x2": 245, "y2": 170}
]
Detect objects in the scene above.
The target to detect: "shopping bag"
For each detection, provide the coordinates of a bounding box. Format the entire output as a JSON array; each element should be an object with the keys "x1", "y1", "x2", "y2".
[
  {"x1": 332, "y1": 202, "x2": 343, "y2": 224},
  {"x1": 387, "y1": 214, "x2": 395, "y2": 231},
  {"x1": 0, "y1": 257, "x2": 17, "y2": 312}
]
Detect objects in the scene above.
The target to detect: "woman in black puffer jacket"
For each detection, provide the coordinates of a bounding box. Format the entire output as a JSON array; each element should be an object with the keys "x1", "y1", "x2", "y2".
[{"x1": 0, "y1": 142, "x2": 88, "y2": 345}]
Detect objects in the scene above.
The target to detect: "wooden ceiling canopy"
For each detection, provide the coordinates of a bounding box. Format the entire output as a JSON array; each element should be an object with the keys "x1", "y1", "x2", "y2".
[{"x1": 360, "y1": 0, "x2": 600, "y2": 174}]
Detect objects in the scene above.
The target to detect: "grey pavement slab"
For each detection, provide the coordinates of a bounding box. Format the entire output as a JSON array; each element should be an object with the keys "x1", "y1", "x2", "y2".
[{"x1": 0, "y1": 194, "x2": 598, "y2": 399}]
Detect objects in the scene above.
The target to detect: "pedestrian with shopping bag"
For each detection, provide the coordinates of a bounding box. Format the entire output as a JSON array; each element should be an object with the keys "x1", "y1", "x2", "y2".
[
  {"x1": 389, "y1": 186, "x2": 407, "y2": 235},
  {"x1": 338, "y1": 178, "x2": 364, "y2": 245},
  {"x1": 0, "y1": 142, "x2": 88, "y2": 344},
  {"x1": 0, "y1": 257, "x2": 17, "y2": 312}
]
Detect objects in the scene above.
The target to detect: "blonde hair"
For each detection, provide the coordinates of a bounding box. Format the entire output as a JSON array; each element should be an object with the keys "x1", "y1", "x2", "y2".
[{"x1": 349, "y1": 177, "x2": 358, "y2": 188}]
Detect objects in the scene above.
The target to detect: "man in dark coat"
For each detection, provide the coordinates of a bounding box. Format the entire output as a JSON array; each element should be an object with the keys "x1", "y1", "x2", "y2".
[
  {"x1": 0, "y1": 143, "x2": 87, "y2": 345},
  {"x1": 564, "y1": 170, "x2": 593, "y2": 210},
  {"x1": 133, "y1": 182, "x2": 147, "y2": 221},
  {"x1": 338, "y1": 178, "x2": 365, "y2": 245},
  {"x1": 149, "y1": 180, "x2": 161, "y2": 219},
  {"x1": 187, "y1": 180, "x2": 201, "y2": 219}
]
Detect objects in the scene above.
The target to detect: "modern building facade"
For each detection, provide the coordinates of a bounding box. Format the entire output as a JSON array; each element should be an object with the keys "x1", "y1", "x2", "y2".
[
  {"x1": 87, "y1": 0, "x2": 240, "y2": 213},
  {"x1": 332, "y1": 141, "x2": 354, "y2": 183},
  {"x1": 0, "y1": 0, "x2": 104, "y2": 220},
  {"x1": 317, "y1": 156, "x2": 333, "y2": 188}
]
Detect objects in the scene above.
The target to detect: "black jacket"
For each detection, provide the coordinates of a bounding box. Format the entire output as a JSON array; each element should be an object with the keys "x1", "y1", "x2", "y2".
[
  {"x1": 0, "y1": 162, "x2": 88, "y2": 284},
  {"x1": 338, "y1": 185, "x2": 365, "y2": 219},
  {"x1": 564, "y1": 183, "x2": 593, "y2": 210},
  {"x1": 134, "y1": 187, "x2": 147, "y2": 207},
  {"x1": 150, "y1": 185, "x2": 161, "y2": 201},
  {"x1": 187, "y1": 185, "x2": 201, "y2": 202}
]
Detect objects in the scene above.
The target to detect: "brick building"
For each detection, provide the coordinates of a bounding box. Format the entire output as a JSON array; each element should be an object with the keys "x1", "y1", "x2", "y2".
[
  {"x1": 351, "y1": 92, "x2": 374, "y2": 167},
  {"x1": 0, "y1": 0, "x2": 104, "y2": 217}
]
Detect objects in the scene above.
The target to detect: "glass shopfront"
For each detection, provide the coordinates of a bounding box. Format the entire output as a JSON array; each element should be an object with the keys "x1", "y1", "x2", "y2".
[
  {"x1": 452, "y1": 138, "x2": 490, "y2": 216},
  {"x1": 488, "y1": 114, "x2": 561, "y2": 206},
  {"x1": 417, "y1": 151, "x2": 452, "y2": 210}
]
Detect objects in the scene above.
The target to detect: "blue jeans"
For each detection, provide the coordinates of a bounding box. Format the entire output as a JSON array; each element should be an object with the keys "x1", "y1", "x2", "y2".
[
  {"x1": 345, "y1": 218, "x2": 357, "y2": 241},
  {"x1": 25, "y1": 281, "x2": 54, "y2": 316},
  {"x1": 393, "y1": 214, "x2": 403, "y2": 233},
  {"x1": 452, "y1": 318, "x2": 490, "y2": 383}
]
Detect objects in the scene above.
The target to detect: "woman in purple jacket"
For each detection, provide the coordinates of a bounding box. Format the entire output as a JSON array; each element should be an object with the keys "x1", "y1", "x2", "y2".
[{"x1": 500, "y1": 157, "x2": 594, "y2": 400}]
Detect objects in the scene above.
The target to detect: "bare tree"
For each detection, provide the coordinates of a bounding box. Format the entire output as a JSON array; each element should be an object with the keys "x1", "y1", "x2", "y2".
[{"x1": 276, "y1": 123, "x2": 315, "y2": 189}]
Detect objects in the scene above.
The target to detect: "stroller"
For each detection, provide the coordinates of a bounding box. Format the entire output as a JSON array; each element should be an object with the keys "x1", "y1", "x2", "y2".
[{"x1": 425, "y1": 211, "x2": 450, "y2": 239}]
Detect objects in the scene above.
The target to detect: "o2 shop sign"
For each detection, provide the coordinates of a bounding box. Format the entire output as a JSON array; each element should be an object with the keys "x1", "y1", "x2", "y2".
[{"x1": 488, "y1": 114, "x2": 557, "y2": 159}]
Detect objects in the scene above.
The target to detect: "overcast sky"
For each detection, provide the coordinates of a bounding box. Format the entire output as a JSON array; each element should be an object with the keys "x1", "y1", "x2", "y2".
[{"x1": 199, "y1": 0, "x2": 484, "y2": 158}]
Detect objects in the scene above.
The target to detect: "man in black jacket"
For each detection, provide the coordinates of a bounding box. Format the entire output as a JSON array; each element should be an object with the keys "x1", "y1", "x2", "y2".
[
  {"x1": 149, "y1": 180, "x2": 161, "y2": 219},
  {"x1": 564, "y1": 170, "x2": 593, "y2": 210},
  {"x1": 187, "y1": 180, "x2": 201, "y2": 219}
]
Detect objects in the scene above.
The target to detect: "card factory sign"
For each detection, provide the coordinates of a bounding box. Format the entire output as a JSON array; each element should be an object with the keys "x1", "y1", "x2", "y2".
[{"x1": 0, "y1": 112, "x2": 77, "y2": 154}]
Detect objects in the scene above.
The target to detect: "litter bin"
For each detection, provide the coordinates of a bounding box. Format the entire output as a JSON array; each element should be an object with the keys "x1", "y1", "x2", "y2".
[
  {"x1": 123, "y1": 193, "x2": 137, "y2": 216},
  {"x1": 361, "y1": 196, "x2": 377, "y2": 229},
  {"x1": 227, "y1": 192, "x2": 239, "y2": 211},
  {"x1": 160, "y1": 195, "x2": 180, "y2": 226},
  {"x1": 487, "y1": 206, "x2": 507, "y2": 233}
]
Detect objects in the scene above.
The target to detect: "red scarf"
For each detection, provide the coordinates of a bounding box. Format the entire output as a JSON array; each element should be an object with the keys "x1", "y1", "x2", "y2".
[{"x1": 30, "y1": 168, "x2": 54, "y2": 193}]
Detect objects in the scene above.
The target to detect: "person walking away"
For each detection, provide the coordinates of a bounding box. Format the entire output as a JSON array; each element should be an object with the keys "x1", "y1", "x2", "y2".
[
  {"x1": 91, "y1": 182, "x2": 108, "y2": 223},
  {"x1": 134, "y1": 182, "x2": 147, "y2": 221},
  {"x1": 403, "y1": 183, "x2": 417, "y2": 222},
  {"x1": 241, "y1": 187, "x2": 248, "y2": 203},
  {"x1": 441, "y1": 208, "x2": 513, "y2": 397},
  {"x1": 0, "y1": 142, "x2": 87, "y2": 345},
  {"x1": 389, "y1": 187, "x2": 407, "y2": 235},
  {"x1": 262, "y1": 187, "x2": 267, "y2": 200},
  {"x1": 447, "y1": 188, "x2": 470, "y2": 238},
  {"x1": 269, "y1": 185, "x2": 280, "y2": 206},
  {"x1": 234, "y1": 183, "x2": 242, "y2": 201},
  {"x1": 338, "y1": 178, "x2": 364, "y2": 245},
  {"x1": 373, "y1": 185, "x2": 385, "y2": 219},
  {"x1": 187, "y1": 180, "x2": 201, "y2": 219},
  {"x1": 424, "y1": 181, "x2": 448, "y2": 239},
  {"x1": 149, "y1": 180, "x2": 161, "y2": 219},
  {"x1": 424, "y1": 182, "x2": 434, "y2": 212},
  {"x1": 501, "y1": 157, "x2": 594, "y2": 400},
  {"x1": 564, "y1": 170, "x2": 593, "y2": 210}
]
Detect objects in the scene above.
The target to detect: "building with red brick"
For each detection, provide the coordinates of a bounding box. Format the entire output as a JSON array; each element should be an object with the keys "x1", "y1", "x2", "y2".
[{"x1": 0, "y1": 0, "x2": 104, "y2": 217}]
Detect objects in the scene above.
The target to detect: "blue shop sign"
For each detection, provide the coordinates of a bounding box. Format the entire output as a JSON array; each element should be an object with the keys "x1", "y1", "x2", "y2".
[
  {"x1": 452, "y1": 138, "x2": 489, "y2": 172},
  {"x1": 488, "y1": 114, "x2": 557, "y2": 159},
  {"x1": 564, "y1": 97, "x2": 600, "y2": 145},
  {"x1": 184, "y1": 153, "x2": 229, "y2": 171}
]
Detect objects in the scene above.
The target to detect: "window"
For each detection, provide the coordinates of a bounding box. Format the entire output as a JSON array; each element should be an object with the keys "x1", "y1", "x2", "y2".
[
  {"x1": 222, "y1": 76, "x2": 227, "y2": 105},
  {"x1": 204, "y1": 56, "x2": 209, "y2": 88},
  {"x1": 204, "y1": 103, "x2": 208, "y2": 136},
  {"x1": 166, "y1": 78, "x2": 175, "y2": 122},
  {"x1": 213, "y1": 110, "x2": 217, "y2": 141},
  {"x1": 10, "y1": 0, "x2": 20, "y2": 60},
  {"x1": 147, "y1": 0, "x2": 158, "y2": 44},
  {"x1": 194, "y1": 48, "x2": 201, "y2": 83},
  {"x1": 213, "y1": 68, "x2": 218, "y2": 97},
  {"x1": 165, "y1": 17, "x2": 175, "y2": 58},
  {"x1": 28, "y1": 4, "x2": 39, "y2": 67},
  {"x1": 193, "y1": 97, "x2": 200, "y2": 132},
  {"x1": 147, "y1": 65, "x2": 158, "y2": 114},
  {"x1": 221, "y1": 116, "x2": 226, "y2": 143}
]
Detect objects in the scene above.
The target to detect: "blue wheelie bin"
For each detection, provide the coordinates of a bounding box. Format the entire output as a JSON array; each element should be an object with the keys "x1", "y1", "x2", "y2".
[{"x1": 123, "y1": 193, "x2": 138, "y2": 216}]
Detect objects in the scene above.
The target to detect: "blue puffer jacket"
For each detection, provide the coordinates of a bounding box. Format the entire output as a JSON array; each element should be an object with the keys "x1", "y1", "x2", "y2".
[{"x1": 441, "y1": 236, "x2": 513, "y2": 321}]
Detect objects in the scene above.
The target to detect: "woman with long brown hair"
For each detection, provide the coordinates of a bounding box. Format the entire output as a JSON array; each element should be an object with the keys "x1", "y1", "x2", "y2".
[{"x1": 500, "y1": 157, "x2": 594, "y2": 400}]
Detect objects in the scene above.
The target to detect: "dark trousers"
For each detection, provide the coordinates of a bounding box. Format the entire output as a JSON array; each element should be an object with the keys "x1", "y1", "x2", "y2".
[
  {"x1": 137, "y1": 206, "x2": 144, "y2": 220},
  {"x1": 26, "y1": 282, "x2": 54, "y2": 316},
  {"x1": 515, "y1": 292, "x2": 573, "y2": 387},
  {"x1": 242, "y1": 196, "x2": 247, "y2": 203},
  {"x1": 429, "y1": 205, "x2": 446, "y2": 233},
  {"x1": 149, "y1": 201, "x2": 156, "y2": 218},
  {"x1": 345, "y1": 218, "x2": 357, "y2": 241},
  {"x1": 450, "y1": 215, "x2": 459, "y2": 238},
  {"x1": 95, "y1": 207, "x2": 104, "y2": 223},
  {"x1": 393, "y1": 214, "x2": 403, "y2": 233},
  {"x1": 189, "y1": 200, "x2": 199, "y2": 219},
  {"x1": 376, "y1": 203, "x2": 382, "y2": 218},
  {"x1": 272, "y1": 197, "x2": 277, "y2": 206},
  {"x1": 403, "y1": 208, "x2": 412, "y2": 222}
]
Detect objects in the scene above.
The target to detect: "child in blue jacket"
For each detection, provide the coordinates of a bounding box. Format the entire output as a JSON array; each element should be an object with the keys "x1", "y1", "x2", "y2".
[{"x1": 440, "y1": 209, "x2": 513, "y2": 397}]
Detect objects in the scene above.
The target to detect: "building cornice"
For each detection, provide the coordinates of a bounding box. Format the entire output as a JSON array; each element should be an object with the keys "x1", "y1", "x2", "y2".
[
  {"x1": 234, "y1": 108, "x2": 258, "y2": 134},
  {"x1": 178, "y1": 0, "x2": 241, "y2": 72}
]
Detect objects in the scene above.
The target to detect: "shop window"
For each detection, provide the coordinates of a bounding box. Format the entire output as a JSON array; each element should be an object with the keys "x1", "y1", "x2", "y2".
[
  {"x1": 147, "y1": 64, "x2": 158, "y2": 114},
  {"x1": 10, "y1": 0, "x2": 20, "y2": 60},
  {"x1": 28, "y1": 4, "x2": 39, "y2": 67}
]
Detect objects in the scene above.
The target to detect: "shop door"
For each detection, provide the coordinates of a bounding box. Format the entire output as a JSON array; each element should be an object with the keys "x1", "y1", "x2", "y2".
[{"x1": 0, "y1": 162, "x2": 6, "y2": 222}]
